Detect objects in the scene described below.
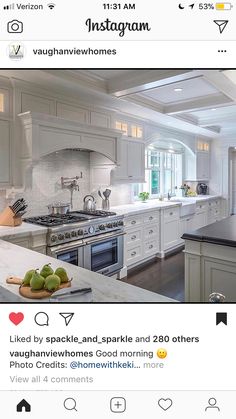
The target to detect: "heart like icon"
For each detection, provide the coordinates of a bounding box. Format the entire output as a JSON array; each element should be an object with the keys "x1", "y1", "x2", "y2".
[
  {"x1": 158, "y1": 398, "x2": 173, "y2": 411},
  {"x1": 9, "y1": 312, "x2": 24, "y2": 325}
]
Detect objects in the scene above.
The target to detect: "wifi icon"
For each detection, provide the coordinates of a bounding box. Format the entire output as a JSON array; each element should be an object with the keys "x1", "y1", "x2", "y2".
[{"x1": 47, "y1": 3, "x2": 55, "y2": 9}]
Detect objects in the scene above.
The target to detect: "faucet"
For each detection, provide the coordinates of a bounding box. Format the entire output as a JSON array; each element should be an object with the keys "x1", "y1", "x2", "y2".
[
  {"x1": 61, "y1": 174, "x2": 82, "y2": 209},
  {"x1": 167, "y1": 190, "x2": 172, "y2": 200}
]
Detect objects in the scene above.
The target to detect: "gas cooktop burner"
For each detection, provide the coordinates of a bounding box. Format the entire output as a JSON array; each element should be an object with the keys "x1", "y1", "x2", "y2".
[
  {"x1": 24, "y1": 214, "x2": 89, "y2": 227},
  {"x1": 24, "y1": 210, "x2": 117, "y2": 227}
]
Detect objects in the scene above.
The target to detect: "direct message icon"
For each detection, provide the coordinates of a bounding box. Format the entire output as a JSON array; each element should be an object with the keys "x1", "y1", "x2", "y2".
[
  {"x1": 158, "y1": 398, "x2": 173, "y2": 411},
  {"x1": 59, "y1": 312, "x2": 74, "y2": 326}
]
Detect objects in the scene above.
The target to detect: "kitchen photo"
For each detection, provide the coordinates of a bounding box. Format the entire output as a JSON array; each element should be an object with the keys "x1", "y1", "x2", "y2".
[{"x1": 0, "y1": 69, "x2": 235, "y2": 303}]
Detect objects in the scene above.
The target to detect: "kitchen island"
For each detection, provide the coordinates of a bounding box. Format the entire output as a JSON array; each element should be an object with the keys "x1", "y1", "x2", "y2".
[
  {"x1": 0, "y1": 240, "x2": 175, "y2": 303},
  {"x1": 183, "y1": 215, "x2": 236, "y2": 302}
]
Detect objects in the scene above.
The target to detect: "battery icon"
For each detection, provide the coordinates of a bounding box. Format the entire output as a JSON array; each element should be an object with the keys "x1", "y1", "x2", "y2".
[{"x1": 216, "y1": 3, "x2": 233, "y2": 9}]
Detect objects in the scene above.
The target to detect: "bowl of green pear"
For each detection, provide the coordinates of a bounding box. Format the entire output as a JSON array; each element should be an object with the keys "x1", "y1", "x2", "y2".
[{"x1": 7, "y1": 263, "x2": 72, "y2": 299}]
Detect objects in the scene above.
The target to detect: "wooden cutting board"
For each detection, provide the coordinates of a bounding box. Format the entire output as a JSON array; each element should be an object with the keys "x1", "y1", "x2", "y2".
[{"x1": 6, "y1": 276, "x2": 72, "y2": 300}]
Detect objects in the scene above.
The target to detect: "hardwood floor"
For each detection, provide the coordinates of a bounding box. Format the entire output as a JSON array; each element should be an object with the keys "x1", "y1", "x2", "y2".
[{"x1": 121, "y1": 251, "x2": 185, "y2": 301}]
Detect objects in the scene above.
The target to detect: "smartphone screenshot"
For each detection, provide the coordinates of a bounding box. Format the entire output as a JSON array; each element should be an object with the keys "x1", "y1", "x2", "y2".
[{"x1": 0, "y1": 1, "x2": 236, "y2": 417}]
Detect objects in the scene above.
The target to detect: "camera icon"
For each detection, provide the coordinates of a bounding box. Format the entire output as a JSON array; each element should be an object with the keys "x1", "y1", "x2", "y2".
[{"x1": 7, "y1": 20, "x2": 23, "y2": 33}]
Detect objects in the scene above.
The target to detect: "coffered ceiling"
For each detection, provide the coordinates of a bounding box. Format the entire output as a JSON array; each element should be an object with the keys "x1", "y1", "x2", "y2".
[{"x1": 1, "y1": 69, "x2": 236, "y2": 138}]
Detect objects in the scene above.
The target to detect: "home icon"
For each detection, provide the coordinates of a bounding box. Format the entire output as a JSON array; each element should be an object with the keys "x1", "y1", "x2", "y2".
[{"x1": 16, "y1": 399, "x2": 31, "y2": 412}]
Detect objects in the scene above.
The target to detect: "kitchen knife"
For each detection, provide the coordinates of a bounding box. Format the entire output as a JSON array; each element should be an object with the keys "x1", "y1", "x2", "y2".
[{"x1": 51, "y1": 287, "x2": 92, "y2": 298}]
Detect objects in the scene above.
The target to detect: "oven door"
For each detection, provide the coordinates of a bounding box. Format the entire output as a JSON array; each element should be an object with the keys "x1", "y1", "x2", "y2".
[
  {"x1": 83, "y1": 232, "x2": 124, "y2": 276},
  {"x1": 47, "y1": 240, "x2": 85, "y2": 267}
]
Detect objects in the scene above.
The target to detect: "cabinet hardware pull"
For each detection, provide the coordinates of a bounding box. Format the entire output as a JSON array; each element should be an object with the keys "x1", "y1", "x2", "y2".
[
  {"x1": 149, "y1": 230, "x2": 153, "y2": 234},
  {"x1": 128, "y1": 175, "x2": 133, "y2": 178},
  {"x1": 149, "y1": 216, "x2": 153, "y2": 220},
  {"x1": 186, "y1": 219, "x2": 190, "y2": 221},
  {"x1": 131, "y1": 235, "x2": 136, "y2": 240},
  {"x1": 149, "y1": 245, "x2": 153, "y2": 249},
  {"x1": 131, "y1": 220, "x2": 136, "y2": 225},
  {"x1": 170, "y1": 212, "x2": 173, "y2": 216},
  {"x1": 131, "y1": 251, "x2": 136, "y2": 256}
]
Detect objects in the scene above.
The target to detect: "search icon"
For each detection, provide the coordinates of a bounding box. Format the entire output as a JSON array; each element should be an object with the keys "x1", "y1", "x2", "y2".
[{"x1": 64, "y1": 398, "x2": 77, "y2": 411}]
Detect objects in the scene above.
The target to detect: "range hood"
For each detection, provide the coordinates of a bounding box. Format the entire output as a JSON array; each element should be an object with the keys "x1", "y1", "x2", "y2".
[{"x1": 19, "y1": 112, "x2": 122, "y2": 165}]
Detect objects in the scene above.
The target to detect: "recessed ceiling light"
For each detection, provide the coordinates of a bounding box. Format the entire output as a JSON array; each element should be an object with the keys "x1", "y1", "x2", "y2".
[
  {"x1": 168, "y1": 149, "x2": 174, "y2": 153},
  {"x1": 211, "y1": 108, "x2": 216, "y2": 111},
  {"x1": 174, "y1": 88, "x2": 183, "y2": 92}
]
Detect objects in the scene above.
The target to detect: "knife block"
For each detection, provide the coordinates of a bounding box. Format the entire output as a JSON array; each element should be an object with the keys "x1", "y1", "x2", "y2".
[{"x1": 0, "y1": 207, "x2": 22, "y2": 227}]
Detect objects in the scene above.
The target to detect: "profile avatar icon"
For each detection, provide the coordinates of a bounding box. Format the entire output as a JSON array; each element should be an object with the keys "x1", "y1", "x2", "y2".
[{"x1": 205, "y1": 397, "x2": 220, "y2": 412}]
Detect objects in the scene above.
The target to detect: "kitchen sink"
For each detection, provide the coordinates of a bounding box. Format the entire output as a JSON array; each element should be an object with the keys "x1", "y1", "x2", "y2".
[{"x1": 170, "y1": 198, "x2": 196, "y2": 217}]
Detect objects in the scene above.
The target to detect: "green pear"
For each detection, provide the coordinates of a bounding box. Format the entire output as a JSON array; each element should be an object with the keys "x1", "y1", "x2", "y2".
[
  {"x1": 54, "y1": 267, "x2": 69, "y2": 283},
  {"x1": 45, "y1": 274, "x2": 61, "y2": 292},
  {"x1": 40, "y1": 263, "x2": 54, "y2": 278},
  {"x1": 30, "y1": 270, "x2": 45, "y2": 291},
  {"x1": 22, "y1": 269, "x2": 35, "y2": 286}
]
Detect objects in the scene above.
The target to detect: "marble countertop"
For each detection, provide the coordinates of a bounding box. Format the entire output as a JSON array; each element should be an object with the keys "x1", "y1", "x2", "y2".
[
  {"x1": 0, "y1": 240, "x2": 175, "y2": 303},
  {"x1": 111, "y1": 200, "x2": 181, "y2": 216},
  {"x1": 0, "y1": 222, "x2": 47, "y2": 239},
  {"x1": 111, "y1": 196, "x2": 222, "y2": 216}
]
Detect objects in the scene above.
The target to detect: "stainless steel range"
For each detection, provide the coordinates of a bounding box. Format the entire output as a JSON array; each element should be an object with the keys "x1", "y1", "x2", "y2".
[{"x1": 24, "y1": 210, "x2": 124, "y2": 277}]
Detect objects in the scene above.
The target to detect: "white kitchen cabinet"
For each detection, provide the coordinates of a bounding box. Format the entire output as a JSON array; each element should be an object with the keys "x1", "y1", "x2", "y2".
[
  {"x1": 185, "y1": 238, "x2": 236, "y2": 302},
  {"x1": 163, "y1": 207, "x2": 180, "y2": 250},
  {"x1": 185, "y1": 151, "x2": 210, "y2": 181},
  {"x1": 193, "y1": 211, "x2": 207, "y2": 230},
  {"x1": 21, "y1": 92, "x2": 55, "y2": 114},
  {"x1": 90, "y1": 111, "x2": 111, "y2": 128},
  {"x1": 2, "y1": 231, "x2": 47, "y2": 254},
  {"x1": 0, "y1": 120, "x2": 11, "y2": 186},
  {"x1": 207, "y1": 199, "x2": 221, "y2": 224},
  {"x1": 196, "y1": 151, "x2": 209, "y2": 181},
  {"x1": 112, "y1": 139, "x2": 145, "y2": 183},
  {"x1": 56, "y1": 102, "x2": 89, "y2": 123},
  {"x1": 124, "y1": 210, "x2": 160, "y2": 268},
  {"x1": 179, "y1": 215, "x2": 194, "y2": 240}
]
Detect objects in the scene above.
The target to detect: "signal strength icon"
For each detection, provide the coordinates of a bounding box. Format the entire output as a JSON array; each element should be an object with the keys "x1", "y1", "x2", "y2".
[
  {"x1": 3, "y1": 3, "x2": 14, "y2": 9},
  {"x1": 47, "y1": 3, "x2": 55, "y2": 9}
]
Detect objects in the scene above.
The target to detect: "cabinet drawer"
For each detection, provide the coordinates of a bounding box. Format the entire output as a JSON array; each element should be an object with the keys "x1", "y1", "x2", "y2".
[
  {"x1": 126, "y1": 245, "x2": 142, "y2": 266},
  {"x1": 125, "y1": 215, "x2": 143, "y2": 229},
  {"x1": 164, "y1": 206, "x2": 179, "y2": 220},
  {"x1": 211, "y1": 199, "x2": 220, "y2": 208},
  {"x1": 143, "y1": 211, "x2": 159, "y2": 224},
  {"x1": 126, "y1": 228, "x2": 142, "y2": 247},
  {"x1": 144, "y1": 239, "x2": 159, "y2": 256},
  {"x1": 196, "y1": 202, "x2": 207, "y2": 212},
  {"x1": 143, "y1": 224, "x2": 159, "y2": 240}
]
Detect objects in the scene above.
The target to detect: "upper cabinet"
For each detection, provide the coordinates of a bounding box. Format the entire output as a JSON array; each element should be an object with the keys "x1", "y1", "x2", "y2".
[
  {"x1": 196, "y1": 151, "x2": 210, "y2": 181},
  {"x1": 21, "y1": 92, "x2": 55, "y2": 114},
  {"x1": 111, "y1": 139, "x2": 145, "y2": 183},
  {"x1": 56, "y1": 102, "x2": 89, "y2": 124},
  {"x1": 115, "y1": 120, "x2": 144, "y2": 139},
  {"x1": 185, "y1": 140, "x2": 210, "y2": 182}
]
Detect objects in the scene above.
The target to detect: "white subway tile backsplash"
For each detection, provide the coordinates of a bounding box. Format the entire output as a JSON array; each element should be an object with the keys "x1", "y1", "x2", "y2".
[{"x1": 0, "y1": 150, "x2": 133, "y2": 216}]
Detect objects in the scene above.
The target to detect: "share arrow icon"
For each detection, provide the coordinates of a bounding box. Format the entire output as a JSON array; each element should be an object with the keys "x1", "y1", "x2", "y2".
[
  {"x1": 214, "y1": 20, "x2": 229, "y2": 34},
  {"x1": 59, "y1": 312, "x2": 74, "y2": 326}
]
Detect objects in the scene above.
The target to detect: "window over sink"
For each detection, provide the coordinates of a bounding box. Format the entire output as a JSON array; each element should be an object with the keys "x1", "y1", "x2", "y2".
[{"x1": 134, "y1": 148, "x2": 183, "y2": 199}]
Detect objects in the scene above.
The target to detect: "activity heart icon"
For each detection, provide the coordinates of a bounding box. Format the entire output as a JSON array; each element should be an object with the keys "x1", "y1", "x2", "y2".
[
  {"x1": 9, "y1": 312, "x2": 24, "y2": 325},
  {"x1": 158, "y1": 398, "x2": 173, "y2": 411}
]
